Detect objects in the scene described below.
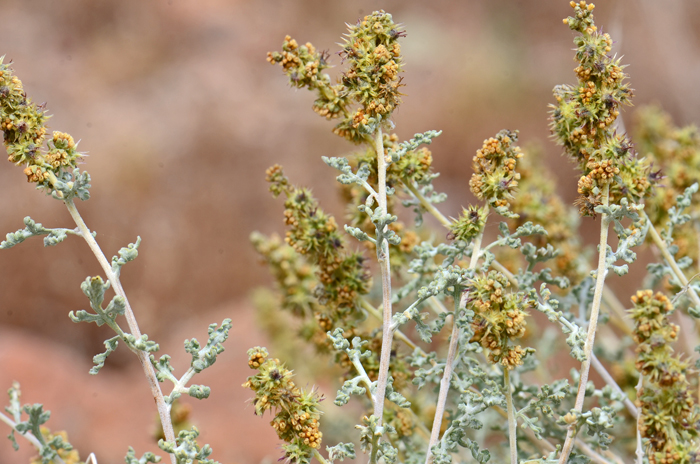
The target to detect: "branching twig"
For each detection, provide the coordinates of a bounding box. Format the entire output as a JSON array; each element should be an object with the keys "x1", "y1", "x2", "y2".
[
  {"x1": 591, "y1": 353, "x2": 638, "y2": 418},
  {"x1": 64, "y1": 199, "x2": 176, "y2": 464},
  {"x1": 424, "y1": 226, "x2": 485, "y2": 464},
  {"x1": 645, "y1": 212, "x2": 700, "y2": 332},
  {"x1": 0, "y1": 411, "x2": 67, "y2": 464},
  {"x1": 403, "y1": 181, "x2": 451, "y2": 229}
]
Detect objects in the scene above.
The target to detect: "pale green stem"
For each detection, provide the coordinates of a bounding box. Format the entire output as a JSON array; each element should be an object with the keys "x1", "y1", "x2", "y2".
[
  {"x1": 64, "y1": 199, "x2": 177, "y2": 464},
  {"x1": 313, "y1": 448, "x2": 332, "y2": 464},
  {"x1": 505, "y1": 368, "x2": 518, "y2": 464},
  {"x1": 645, "y1": 212, "x2": 700, "y2": 330},
  {"x1": 403, "y1": 180, "x2": 452, "y2": 229},
  {"x1": 425, "y1": 226, "x2": 485, "y2": 464},
  {"x1": 172, "y1": 367, "x2": 197, "y2": 395},
  {"x1": 646, "y1": 211, "x2": 700, "y2": 377},
  {"x1": 359, "y1": 296, "x2": 438, "y2": 441},
  {"x1": 360, "y1": 297, "x2": 419, "y2": 352},
  {"x1": 635, "y1": 376, "x2": 644, "y2": 464},
  {"x1": 558, "y1": 183, "x2": 611, "y2": 464},
  {"x1": 601, "y1": 285, "x2": 634, "y2": 337},
  {"x1": 0, "y1": 411, "x2": 66, "y2": 464},
  {"x1": 646, "y1": 212, "x2": 700, "y2": 307},
  {"x1": 372, "y1": 126, "x2": 394, "y2": 432},
  {"x1": 369, "y1": 427, "x2": 382, "y2": 464},
  {"x1": 575, "y1": 440, "x2": 617, "y2": 464},
  {"x1": 495, "y1": 390, "x2": 619, "y2": 464},
  {"x1": 591, "y1": 353, "x2": 637, "y2": 418}
]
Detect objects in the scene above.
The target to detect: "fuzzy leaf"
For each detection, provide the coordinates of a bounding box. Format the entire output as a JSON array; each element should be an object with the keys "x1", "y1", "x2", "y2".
[
  {"x1": 112, "y1": 236, "x2": 142, "y2": 277},
  {"x1": 187, "y1": 385, "x2": 211, "y2": 400},
  {"x1": 388, "y1": 130, "x2": 442, "y2": 162},
  {"x1": 125, "y1": 447, "x2": 161, "y2": 464},
  {"x1": 327, "y1": 442, "x2": 356, "y2": 462},
  {"x1": 90, "y1": 335, "x2": 120, "y2": 374},
  {"x1": 0, "y1": 216, "x2": 74, "y2": 249},
  {"x1": 151, "y1": 354, "x2": 177, "y2": 383},
  {"x1": 185, "y1": 319, "x2": 232, "y2": 373},
  {"x1": 124, "y1": 334, "x2": 160, "y2": 353},
  {"x1": 158, "y1": 427, "x2": 219, "y2": 464},
  {"x1": 51, "y1": 168, "x2": 91, "y2": 201}
]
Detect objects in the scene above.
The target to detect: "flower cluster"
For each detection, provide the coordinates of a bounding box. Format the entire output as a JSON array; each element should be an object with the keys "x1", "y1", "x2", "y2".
[
  {"x1": 0, "y1": 59, "x2": 81, "y2": 190},
  {"x1": 266, "y1": 35, "x2": 348, "y2": 122},
  {"x1": 250, "y1": 7, "x2": 700, "y2": 464},
  {"x1": 468, "y1": 130, "x2": 523, "y2": 212},
  {"x1": 448, "y1": 205, "x2": 488, "y2": 244},
  {"x1": 550, "y1": 1, "x2": 654, "y2": 215},
  {"x1": 265, "y1": 164, "x2": 370, "y2": 315},
  {"x1": 636, "y1": 106, "x2": 700, "y2": 262},
  {"x1": 467, "y1": 271, "x2": 531, "y2": 369},
  {"x1": 243, "y1": 347, "x2": 324, "y2": 464},
  {"x1": 268, "y1": 10, "x2": 404, "y2": 142},
  {"x1": 629, "y1": 290, "x2": 700, "y2": 464},
  {"x1": 251, "y1": 232, "x2": 334, "y2": 352}
]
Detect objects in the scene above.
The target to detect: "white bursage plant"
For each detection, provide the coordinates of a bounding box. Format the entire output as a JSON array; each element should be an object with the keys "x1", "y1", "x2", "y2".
[{"x1": 3, "y1": 3, "x2": 700, "y2": 464}]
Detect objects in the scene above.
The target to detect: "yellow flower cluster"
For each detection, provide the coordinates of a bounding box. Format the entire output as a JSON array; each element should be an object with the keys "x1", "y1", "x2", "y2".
[
  {"x1": 243, "y1": 347, "x2": 324, "y2": 463},
  {"x1": 469, "y1": 130, "x2": 523, "y2": 211},
  {"x1": 467, "y1": 271, "x2": 530, "y2": 369},
  {"x1": 629, "y1": 290, "x2": 700, "y2": 464},
  {"x1": 0, "y1": 60, "x2": 82, "y2": 189}
]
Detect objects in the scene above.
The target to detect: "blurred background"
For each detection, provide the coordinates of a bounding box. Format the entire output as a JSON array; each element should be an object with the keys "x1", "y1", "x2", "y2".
[{"x1": 1, "y1": 0, "x2": 699, "y2": 462}]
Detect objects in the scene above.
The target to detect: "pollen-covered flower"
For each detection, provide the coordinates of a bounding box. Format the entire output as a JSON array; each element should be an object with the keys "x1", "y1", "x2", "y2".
[
  {"x1": 449, "y1": 205, "x2": 488, "y2": 244},
  {"x1": 243, "y1": 347, "x2": 324, "y2": 464},
  {"x1": 550, "y1": 1, "x2": 654, "y2": 214},
  {"x1": 629, "y1": 290, "x2": 700, "y2": 463},
  {"x1": 469, "y1": 129, "x2": 523, "y2": 213},
  {"x1": 268, "y1": 11, "x2": 404, "y2": 143},
  {"x1": 0, "y1": 59, "x2": 82, "y2": 190},
  {"x1": 467, "y1": 271, "x2": 531, "y2": 369}
]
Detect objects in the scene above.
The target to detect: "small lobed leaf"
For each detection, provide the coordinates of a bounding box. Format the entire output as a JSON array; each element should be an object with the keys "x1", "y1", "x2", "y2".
[
  {"x1": 125, "y1": 447, "x2": 161, "y2": 464},
  {"x1": 90, "y1": 336, "x2": 120, "y2": 375},
  {"x1": 186, "y1": 319, "x2": 232, "y2": 373},
  {"x1": 112, "y1": 236, "x2": 142, "y2": 276}
]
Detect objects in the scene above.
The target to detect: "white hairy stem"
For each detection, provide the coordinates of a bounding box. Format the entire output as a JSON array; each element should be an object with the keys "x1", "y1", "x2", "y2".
[
  {"x1": 372, "y1": 126, "x2": 394, "y2": 427},
  {"x1": 64, "y1": 199, "x2": 176, "y2": 464},
  {"x1": 425, "y1": 229, "x2": 485, "y2": 464},
  {"x1": 505, "y1": 368, "x2": 518, "y2": 464},
  {"x1": 0, "y1": 411, "x2": 67, "y2": 464},
  {"x1": 558, "y1": 183, "x2": 610, "y2": 464}
]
